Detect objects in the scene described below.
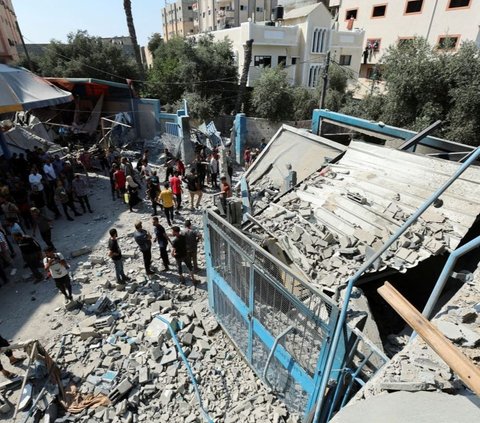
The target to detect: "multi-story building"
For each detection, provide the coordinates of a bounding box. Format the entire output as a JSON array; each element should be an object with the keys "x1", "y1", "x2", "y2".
[
  {"x1": 211, "y1": 2, "x2": 364, "y2": 88},
  {"x1": 162, "y1": 0, "x2": 197, "y2": 41},
  {"x1": 328, "y1": 0, "x2": 480, "y2": 82},
  {"x1": 0, "y1": 0, "x2": 21, "y2": 63}
]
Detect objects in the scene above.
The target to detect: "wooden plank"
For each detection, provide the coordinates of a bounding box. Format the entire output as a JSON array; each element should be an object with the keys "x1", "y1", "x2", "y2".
[{"x1": 378, "y1": 282, "x2": 480, "y2": 396}]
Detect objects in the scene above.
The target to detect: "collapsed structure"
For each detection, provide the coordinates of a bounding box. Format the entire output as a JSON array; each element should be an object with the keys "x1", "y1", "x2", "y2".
[{"x1": 204, "y1": 113, "x2": 480, "y2": 421}]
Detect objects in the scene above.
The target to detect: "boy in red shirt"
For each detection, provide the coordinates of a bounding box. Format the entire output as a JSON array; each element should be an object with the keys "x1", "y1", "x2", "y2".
[{"x1": 169, "y1": 171, "x2": 183, "y2": 211}]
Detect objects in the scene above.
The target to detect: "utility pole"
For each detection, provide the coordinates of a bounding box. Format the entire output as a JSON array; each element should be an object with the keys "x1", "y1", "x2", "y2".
[
  {"x1": 370, "y1": 64, "x2": 378, "y2": 95},
  {"x1": 15, "y1": 20, "x2": 33, "y2": 71},
  {"x1": 319, "y1": 50, "x2": 331, "y2": 110}
]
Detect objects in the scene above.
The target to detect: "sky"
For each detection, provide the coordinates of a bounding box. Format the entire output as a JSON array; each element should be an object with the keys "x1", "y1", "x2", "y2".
[{"x1": 13, "y1": 0, "x2": 166, "y2": 46}]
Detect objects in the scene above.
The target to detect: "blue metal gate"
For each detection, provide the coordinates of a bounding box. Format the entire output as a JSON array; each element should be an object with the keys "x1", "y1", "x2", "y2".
[{"x1": 204, "y1": 210, "x2": 340, "y2": 416}]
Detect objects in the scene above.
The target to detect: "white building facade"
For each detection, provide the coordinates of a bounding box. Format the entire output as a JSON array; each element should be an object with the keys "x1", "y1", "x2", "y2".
[
  {"x1": 328, "y1": 0, "x2": 480, "y2": 81},
  {"x1": 211, "y1": 3, "x2": 364, "y2": 88}
]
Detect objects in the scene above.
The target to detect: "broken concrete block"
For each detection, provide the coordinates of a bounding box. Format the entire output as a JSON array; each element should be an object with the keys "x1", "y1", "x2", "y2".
[
  {"x1": 94, "y1": 315, "x2": 114, "y2": 329},
  {"x1": 79, "y1": 327, "x2": 100, "y2": 340},
  {"x1": 436, "y1": 321, "x2": 464, "y2": 343},
  {"x1": 160, "y1": 347, "x2": 177, "y2": 365},
  {"x1": 89, "y1": 255, "x2": 105, "y2": 265},
  {"x1": 138, "y1": 367, "x2": 150, "y2": 385},
  {"x1": 83, "y1": 293, "x2": 101, "y2": 305},
  {"x1": 181, "y1": 333, "x2": 194, "y2": 346},
  {"x1": 71, "y1": 246, "x2": 92, "y2": 258},
  {"x1": 145, "y1": 315, "x2": 178, "y2": 344}
]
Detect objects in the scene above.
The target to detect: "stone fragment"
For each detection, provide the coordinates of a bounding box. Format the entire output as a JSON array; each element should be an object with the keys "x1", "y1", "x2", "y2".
[{"x1": 71, "y1": 246, "x2": 92, "y2": 258}]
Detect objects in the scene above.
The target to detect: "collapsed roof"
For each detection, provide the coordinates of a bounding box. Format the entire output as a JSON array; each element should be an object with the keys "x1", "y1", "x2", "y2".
[{"x1": 244, "y1": 128, "x2": 480, "y2": 295}]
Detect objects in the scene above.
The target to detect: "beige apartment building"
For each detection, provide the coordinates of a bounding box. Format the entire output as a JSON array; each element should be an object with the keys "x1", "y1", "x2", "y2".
[
  {"x1": 328, "y1": 0, "x2": 480, "y2": 82},
  {"x1": 162, "y1": 0, "x2": 197, "y2": 41},
  {"x1": 163, "y1": 0, "x2": 280, "y2": 36},
  {"x1": 211, "y1": 2, "x2": 364, "y2": 88},
  {"x1": 0, "y1": 0, "x2": 21, "y2": 63}
]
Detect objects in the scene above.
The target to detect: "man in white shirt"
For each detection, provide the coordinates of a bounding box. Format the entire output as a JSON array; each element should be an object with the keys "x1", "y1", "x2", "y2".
[
  {"x1": 28, "y1": 168, "x2": 44, "y2": 193},
  {"x1": 43, "y1": 158, "x2": 57, "y2": 183},
  {"x1": 43, "y1": 247, "x2": 73, "y2": 302},
  {"x1": 210, "y1": 155, "x2": 219, "y2": 189}
]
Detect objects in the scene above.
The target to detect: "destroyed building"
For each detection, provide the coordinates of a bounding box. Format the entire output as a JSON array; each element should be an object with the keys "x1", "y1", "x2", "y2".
[{"x1": 203, "y1": 113, "x2": 480, "y2": 421}]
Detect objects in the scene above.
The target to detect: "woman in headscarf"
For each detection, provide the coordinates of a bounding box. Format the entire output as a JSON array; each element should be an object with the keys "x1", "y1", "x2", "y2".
[{"x1": 126, "y1": 175, "x2": 140, "y2": 212}]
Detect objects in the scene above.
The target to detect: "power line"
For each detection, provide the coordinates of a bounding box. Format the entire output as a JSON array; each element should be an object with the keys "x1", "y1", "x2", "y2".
[{"x1": 22, "y1": 36, "x2": 239, "y2": 86}]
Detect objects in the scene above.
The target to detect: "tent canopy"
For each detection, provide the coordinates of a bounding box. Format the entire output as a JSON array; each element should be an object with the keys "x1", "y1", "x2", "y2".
[{"x1": 0, "y1": 64, "x2": 73, "y2": 114}]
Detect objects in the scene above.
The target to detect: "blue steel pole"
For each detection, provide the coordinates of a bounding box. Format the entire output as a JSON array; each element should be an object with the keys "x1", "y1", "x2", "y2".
[
  {"x1": 420, "y1": 234, "x2": 480, "y2": 320},
  {"x1": 313, "y1": 146, "x2": 480, "y2": 423}
]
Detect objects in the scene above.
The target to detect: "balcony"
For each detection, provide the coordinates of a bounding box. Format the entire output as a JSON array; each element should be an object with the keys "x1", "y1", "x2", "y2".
[
  {"x1": 217, "y1": 9, "x2": 235, "y2": 18},
  {"x1": 216, "y1": 0, "x2": 231, "y2": 6}
]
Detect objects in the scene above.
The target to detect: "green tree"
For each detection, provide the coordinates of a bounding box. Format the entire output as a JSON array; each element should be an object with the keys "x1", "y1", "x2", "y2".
[
  {"x1": 347, "y1": 38, "x2": 480, "y2": 145},
  {"x1": 147, "y1": 33, "x2": 163, "y2": 58},
  {"x1": 37, "y1": 30, "x2": 139, "y2": 82},
  {"x1": 144, "y1": 35, "x2": 238, "y2": 119},
  {"x1": 251, "y1": 67, "x2": 295, "y2": 121}
]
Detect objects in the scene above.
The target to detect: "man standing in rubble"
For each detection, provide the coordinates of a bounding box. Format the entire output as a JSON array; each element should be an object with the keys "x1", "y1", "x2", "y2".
[
  {"x1": 171, "y1": 226, "x2": 197, "y2": 286},
  {"x1": 134, "y1": 221, "x2": 154, "y2": 275},
  {"x1": 108, "y1": 228, "x2": 130, "y2": 284},
  {"x1": 43, "y1": 247, "x2": 73, "y2": 303}
]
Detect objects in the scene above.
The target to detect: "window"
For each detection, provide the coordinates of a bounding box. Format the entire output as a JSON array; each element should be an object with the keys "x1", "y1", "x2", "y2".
[
  {"x1": 372, "y1": 5, "x2": 387, "y2": 17},
  {"x1": 405, "y1": 0, "x2": 423, "y2": 14},
  {"x1": 208, "y1": 9, "x2": 211, "y2": 14},
  {"x1": 291, "y1": 57, "x2": 298, "y2": 65},
  {"x1": 256, "y1": 7, "x2": 263, "y2": 12},
  {"x1": 398, "y1": 37, "x2": 415, "y2": 47},
  {"x1": 437, "y1": 35, "x2": 459, "y2": 50},
  {"x1": 448, "y1": 0, "x2": 470, "y2": 8},
  {"x1": 188, "y1": 6, "x2": 192, "y2": 10},
  {"x1": 367, "y1": 38, "x2": 381, "y2": 51},
  {"x1": 345, "y1": 9, "x2": 358, "y2": 20},
  {"x1": 308, "y1": 65, "x2": 322, "y2": 88},
  {"x1": 312, "y1": 28, "x2": 329, "y2": 53},
  {"x1": 254, "y1": 55, "x2": 271, "y2": 67},
  {"x1": 339, "y1": 55, "x2": 352, "y2": 66},
  {"x1": 277, "y1": 56, "x2": 286, "y2": 66},
  {"x1": 202, "y1": 12, "x2": 205, "y2": 17},
  {"x1": 240, "y1": 5, "x2": 245, "y2": 10}
]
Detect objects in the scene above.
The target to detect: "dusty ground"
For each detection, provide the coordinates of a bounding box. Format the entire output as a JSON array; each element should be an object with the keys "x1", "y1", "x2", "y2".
[{"x1": 0, "y1": 170, "x2": 214, "y2": 418}]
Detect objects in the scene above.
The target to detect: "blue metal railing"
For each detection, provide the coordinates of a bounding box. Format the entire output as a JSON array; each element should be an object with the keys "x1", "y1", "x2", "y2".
[{"x1": 313, "y1": 146, "x2": 480, "y2": 422}]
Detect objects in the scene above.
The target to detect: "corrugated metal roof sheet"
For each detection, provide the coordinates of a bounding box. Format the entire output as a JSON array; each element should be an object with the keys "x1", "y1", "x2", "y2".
[{"x1": 248, "y1": 141, "x2": 480, "y2": 292}]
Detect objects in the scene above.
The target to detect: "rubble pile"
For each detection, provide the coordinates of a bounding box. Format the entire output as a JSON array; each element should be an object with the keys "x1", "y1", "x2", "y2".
[
  {"x1": 352, "y1": 269, "x2": 480, "y2": 402},
  {"x1": 41, "y1": 250, "x2": 299, "y2": 422},
  {"x1": 248, "y1": 169, "x2": 458, "y2": 296}
]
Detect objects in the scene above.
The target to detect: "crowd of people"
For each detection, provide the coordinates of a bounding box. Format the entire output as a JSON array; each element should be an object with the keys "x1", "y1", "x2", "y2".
[
  {"x1": 0, "y1": 146, "x2": 97, "y2": 286},
  {"x1": 0, "y1": 142, "x2": 234, "y2": 294}
]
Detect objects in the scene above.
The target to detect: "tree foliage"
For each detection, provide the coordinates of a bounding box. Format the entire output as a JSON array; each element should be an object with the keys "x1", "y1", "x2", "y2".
[
  {"x1": 251, "y1": 67, "x2": 295, "y2": 121},
  {"x1": 347, "y1": 38, "x2": 480, "y2": 145},
  {"x1": 143, "y1": 35, "x2": 238, "y2": 119},
  {"x1": 34, "y1": 30, "x2": 139, "y2": 82}
]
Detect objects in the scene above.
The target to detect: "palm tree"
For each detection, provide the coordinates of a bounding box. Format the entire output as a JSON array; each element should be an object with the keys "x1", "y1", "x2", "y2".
[
  {"x1": 123, "y1": 0, "x2": 145, "y2": 80},
  {"x1": 234, "y1": 39, "x2": 254, "y2": 114}
]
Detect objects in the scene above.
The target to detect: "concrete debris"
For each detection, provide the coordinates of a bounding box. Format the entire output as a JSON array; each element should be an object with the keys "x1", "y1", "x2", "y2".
[
  {"x1": 42, "y1": 256, "x2": 296, "y2": 423},
  {"x1": 351, "y1": 270, "x2": 480, "y2": 402}
]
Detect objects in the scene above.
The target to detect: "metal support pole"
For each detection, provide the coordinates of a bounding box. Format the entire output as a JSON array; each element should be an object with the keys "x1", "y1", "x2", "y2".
[
  {"x1": 399, "y1": 120, "x2": 442, "y2": 151},
  {"x1": 263, "y1": 326, "x2": 295, "y2": 388},
  {"x1": 319, "y1": 51, "x2": 331, "y2": 111},
  {"x1": 409, "y1": 234, "x2": 480, "y2": 342},
  {"x1": 312, "y1": 146, "x2": 480, "y2": 423}
]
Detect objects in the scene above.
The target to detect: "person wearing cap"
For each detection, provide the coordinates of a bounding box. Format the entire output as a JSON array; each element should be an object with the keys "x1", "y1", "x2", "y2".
[{"x1": 31, "y1": 207, "x2": 54, "y2": 249}]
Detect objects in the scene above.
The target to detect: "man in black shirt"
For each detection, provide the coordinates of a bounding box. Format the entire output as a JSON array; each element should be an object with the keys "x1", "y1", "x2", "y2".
[
  {"x1": 185, "y1": 169, "x2": 203, "y2": 210},
  {"x1": 171, "y1": 226, "x2": 197, "y2": 286},
  {"x1": 108, "y1": 228, "x2": 130, "y2": 284},
  {"x1": 14, "y1": 233, "x2": 43, "y2": 282},
  {"x1": 152, "y1": 217, "x2": 170, "y2": 271},
  {"x1": 134, "y1": 221, "x2": 154, "y2": 275}
]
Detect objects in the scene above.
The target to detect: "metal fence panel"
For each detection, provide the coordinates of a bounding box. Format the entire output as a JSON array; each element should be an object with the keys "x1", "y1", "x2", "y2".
[{"x1": 205, "y1": 211, "x2": 339, "y2": 416}]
